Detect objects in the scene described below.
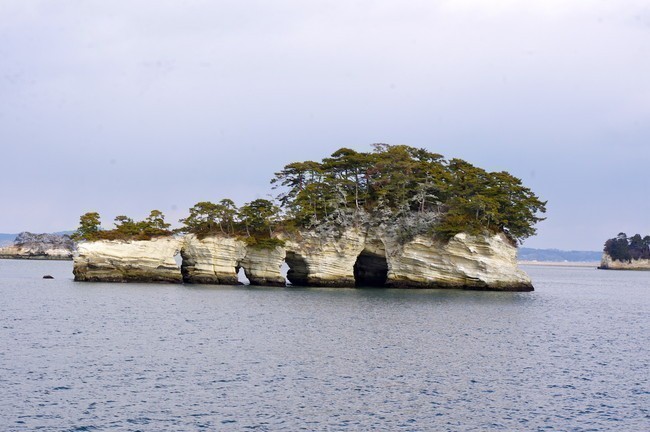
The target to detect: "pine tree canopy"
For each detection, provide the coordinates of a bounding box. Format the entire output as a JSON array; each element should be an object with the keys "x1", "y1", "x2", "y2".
[{"x1": 73, "y1": 144, "x2": 546, "y2": 245}]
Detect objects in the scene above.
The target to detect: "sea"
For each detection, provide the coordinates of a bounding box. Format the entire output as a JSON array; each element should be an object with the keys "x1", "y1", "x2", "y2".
[{"x1": 0, "y1": 259, "x2": 648, "y2": 431}]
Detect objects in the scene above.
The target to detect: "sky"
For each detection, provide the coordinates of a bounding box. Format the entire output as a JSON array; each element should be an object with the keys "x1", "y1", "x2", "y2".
[{"x1": 1, "y1": 0, "x2": 649, "y2": 250}]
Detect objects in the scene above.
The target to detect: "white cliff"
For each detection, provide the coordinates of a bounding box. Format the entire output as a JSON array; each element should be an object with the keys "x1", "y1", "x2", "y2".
[
  {"x1": 282, "y1": 228, "x2": 366, "y2": 287},
  {"x1": 290, "y1": 229, "x2": 532, "y2": 290},
  {"x1": 73, "y1": 237, "x2": 182, "y2": 283},
  {"x1": 180, "y1": 234, "x2": 287, "y2": 286},
  {"x1": 241, "y1": 245, "x2": 286, "y2": 286},
  {"x1": 384, "y1": 233, "x2": 532, "y2": 290},
  {"x1": 180, "y1": 234, "x2": 246, "y2": 284},
  {"x1": 280, "y1": 229, "x2": 532, "y2": 290},
  {"x1": 73, "y1": 230, "x2": 533, "y2": 291}
]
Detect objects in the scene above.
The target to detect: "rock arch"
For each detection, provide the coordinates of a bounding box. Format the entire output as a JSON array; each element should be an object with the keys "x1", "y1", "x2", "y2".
[{"x1": 235, "y1": 265, "x2": 250, "y2": 285}]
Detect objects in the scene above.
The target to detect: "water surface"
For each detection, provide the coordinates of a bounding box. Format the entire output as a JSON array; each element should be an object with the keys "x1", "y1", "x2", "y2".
[{"x1": 0, "y1": 260, "x2": 648, "y2": 431}]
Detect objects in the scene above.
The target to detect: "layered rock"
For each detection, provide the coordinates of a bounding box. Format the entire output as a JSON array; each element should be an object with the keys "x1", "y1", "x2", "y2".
[
  {"x1": 0, "y1": 232, "x2": 75, "y2": 260},
  {"x1": 181, "y1": 234, "x2": 245, "y2": 284},
  {"x1": 384, "y1": 233, "x2": 532, "y2": 291},
  {"x1": 73, "y1": 230, "x2": 533, "y2": 291},
  {"x1": 279, "y1": 229, "x2": 532, "y2": 290},
  {"x1": 282, "y1": 228, "x2": 366, "y2": 287},
  {"x1": 73, "y1": 237, "x2": 182, "y2": 283},
  {"x1": 240, "y1": 245, "x2": 286, "y2": 286},
  {"x1": 180, "y1": 234, "x2": 286, "y2": 286},
  {"x1": 599, "y1": 253, "x2": 650, "y2": 270}
]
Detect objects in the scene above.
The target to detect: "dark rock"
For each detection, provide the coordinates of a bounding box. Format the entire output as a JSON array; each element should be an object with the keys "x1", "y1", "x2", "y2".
[{"x1": 43, "y1": 275, "x2": 54, "y2": 279}]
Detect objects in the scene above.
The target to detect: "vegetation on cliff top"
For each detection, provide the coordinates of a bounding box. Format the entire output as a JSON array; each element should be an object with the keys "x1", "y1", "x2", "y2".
[
  {"x1": 72, "y1": 144, "x2": 546, "y2": 245},
  {"x1": 178, "y1": 198, "x2": 285, "y2": 249},
  {"x1": 71, "y1": 210, "x2": 174, "y2": 241},
  {"x1": 604, "y1": 233, "x2": 650, "y2": 262},
  {"x1": 272, "y1": 144, "x2": 545, "y2": 243},
  {"x1": 72, "y1": 200, "x2": 285, "y2": 249}
]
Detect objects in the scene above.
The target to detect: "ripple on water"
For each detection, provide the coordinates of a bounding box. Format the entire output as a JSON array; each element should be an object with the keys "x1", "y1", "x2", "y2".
[{"x1": 0, "y1": 261, "x2": 648, "y2": 430}]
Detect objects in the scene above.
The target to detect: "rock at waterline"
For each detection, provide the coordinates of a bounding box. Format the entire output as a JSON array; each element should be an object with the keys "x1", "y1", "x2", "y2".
[{"x1": 72, "y1": 231, "x2": 533, "y2": 290}]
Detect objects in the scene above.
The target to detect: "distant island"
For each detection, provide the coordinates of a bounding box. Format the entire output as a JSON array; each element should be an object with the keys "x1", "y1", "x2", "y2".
[
  {"x1": 599, "y1": 233, "x2": 650, "y2": 270},
  {"x1": 0, "y1": 232, "x2": 75, "y2": 260},
  {"x1": 71, "y1": 144, "x2": 547, "y2": 291}
]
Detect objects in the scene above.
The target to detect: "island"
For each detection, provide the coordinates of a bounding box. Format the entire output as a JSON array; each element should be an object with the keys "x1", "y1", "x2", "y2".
[
  {"x1": 0, "y1": 232, "x2": 75, "y2": 260},
  {"x1": 598, "y1": 232, "x2": 650, "y2": 270},
  {"x1": 72, "y1": 144, "x2": 546, "y2": 291}
]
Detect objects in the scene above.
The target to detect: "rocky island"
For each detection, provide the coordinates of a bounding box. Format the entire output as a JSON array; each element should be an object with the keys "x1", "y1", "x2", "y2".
[
  {"x1": 72, "y1": 145, "x2": 546, "y2": 291},
  {"x1": 0, "y1": 232, "x2": 75, "y2": 260},
  {"x1": 599, "y1": 232, "x2": 650, "y2": 270}
]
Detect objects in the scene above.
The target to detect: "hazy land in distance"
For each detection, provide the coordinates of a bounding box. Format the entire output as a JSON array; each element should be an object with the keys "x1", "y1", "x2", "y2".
[
  {"x1": 0, "y1": 233, "x2": 601, "y2": 263},
  {"x1": 517, "y1": 248, "x2": 601, "y2": 263}
]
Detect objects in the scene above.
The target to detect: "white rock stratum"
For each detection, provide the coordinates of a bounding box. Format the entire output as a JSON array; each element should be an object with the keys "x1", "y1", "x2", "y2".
[
  {"x1": 73, "y1": 237, "x2": 182, "y2": 283},
  {"x1": 180, "y1": 234, "x2": 245, "y2": 284},
  {"x1": 280, "y1": 229, "x2": 531, "y2": 290},
  {"x1": 384, "y1": 232, "x2": 532, "y2": 290},
  {"x1": 73, "y1": 231, "x2": 533, "y2": 291}
]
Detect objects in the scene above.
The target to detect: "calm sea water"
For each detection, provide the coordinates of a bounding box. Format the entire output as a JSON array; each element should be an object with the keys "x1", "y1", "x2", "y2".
[{"x1": 0, "y1": 260, "x2": 648, "y2": 431}]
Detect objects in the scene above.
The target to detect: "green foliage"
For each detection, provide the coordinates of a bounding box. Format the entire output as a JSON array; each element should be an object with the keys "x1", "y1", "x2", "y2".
[
  {"x1": 434, "y1": 167, "x2": 546, "y2": 243},
  {"x1": 238, "y1": 199, "x2": 281, "y2": 238},
  {"x1": 71, "y1": 212, "x2": 101, "y2": 241},
  {"x1": 72, "y1": 210, "x2": 173, "y2": 241},
  {"x1": 242, "y1": 236, "x2": 286, "y2": 250},
  {"x1": 273, "y1": 144, "x2": 546, "y2": 243},
  {"x1": 604, "y1": 232, "x2": 650, "y2": 262},
  {"x1": 75, "y1": 144, "x2": 547, "y2": 245},
  {"x1": 178, "y1": 200, "x2": 237, "y2": 238},
  {"x1": 177, "y1": 197, "x2": 282, "y2": 246}
]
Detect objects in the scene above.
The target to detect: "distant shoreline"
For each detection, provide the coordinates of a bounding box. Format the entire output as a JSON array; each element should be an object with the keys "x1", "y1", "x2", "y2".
[{"x1": 519, "y1": 261, "x2": 599, "y2": 268}]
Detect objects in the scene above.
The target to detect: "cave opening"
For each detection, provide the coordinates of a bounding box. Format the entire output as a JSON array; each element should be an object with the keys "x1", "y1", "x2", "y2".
[
  {"x1": 235, "y1": 265, "x2": 250, "y2": 285},
  {"x1": 285, "y1": 251, "x2": 309, "y2": 286},
  {"x1": 354, "y1": 249, "x2": 388, "y2": 287}
]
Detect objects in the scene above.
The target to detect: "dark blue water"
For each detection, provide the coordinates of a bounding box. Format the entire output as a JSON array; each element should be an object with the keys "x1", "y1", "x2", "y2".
[{"x1": 0, "y1": 260, "x2": 648, "y2": 431}]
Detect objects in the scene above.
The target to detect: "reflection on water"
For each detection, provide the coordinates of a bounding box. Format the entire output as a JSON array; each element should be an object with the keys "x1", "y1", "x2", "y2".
[{"x1": 0, "y1": 260, "x2": 648, "y2": 431}]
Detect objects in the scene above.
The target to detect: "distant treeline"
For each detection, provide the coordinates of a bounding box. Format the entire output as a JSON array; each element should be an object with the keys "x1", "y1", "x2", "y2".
[{"x1": 604, "y1": 233, "x2": 650, "y2": 262}]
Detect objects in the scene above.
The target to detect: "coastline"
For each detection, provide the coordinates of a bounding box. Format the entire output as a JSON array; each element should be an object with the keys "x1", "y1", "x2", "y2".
[{"x1": 518, "y1": 261, "x2": 599, "y2": 268}]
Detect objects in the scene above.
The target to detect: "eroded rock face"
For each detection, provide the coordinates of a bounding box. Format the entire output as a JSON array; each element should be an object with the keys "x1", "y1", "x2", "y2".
[
  {"x1": 282, "y1": 228, "x2": 366, "y2": 287},
  {"x1": 0, "y1": 232, "x2": 75, "y2": 260},
  {"x1": 241, "y1": 246, "x2": 286, "y2": 286},
  {"x1": 384, "y1": 233, "x2": 533, "y2": 291},
  {"x1": 180, "y1": 234, "x2": 245, "y2": 284},
  {"x1": 73, "y1": 237, "x2": 182, "y2": 283},
  {"x1": 279, "y1": 229, "x2": 532, "y2": 290},
  {"x1": 73, "y1": 230, "x2": 533, "y2": 291},
  {"x1": 180, "y1": 235, "x2": 287, "y2": 286},
  {"x1": 599, "y1": 253, "x2": 650, "y2": 270}
]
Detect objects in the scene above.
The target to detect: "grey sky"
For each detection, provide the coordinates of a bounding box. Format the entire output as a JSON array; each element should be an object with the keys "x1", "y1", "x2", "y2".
[{"x1": 1, "y1": 0, "x2": 648, "y2": 250}]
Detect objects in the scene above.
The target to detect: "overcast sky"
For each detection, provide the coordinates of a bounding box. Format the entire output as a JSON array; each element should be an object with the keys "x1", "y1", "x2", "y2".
[{"x1": 1, "y1": 0, "x2": 649, "y2": 250}]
